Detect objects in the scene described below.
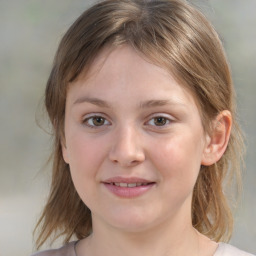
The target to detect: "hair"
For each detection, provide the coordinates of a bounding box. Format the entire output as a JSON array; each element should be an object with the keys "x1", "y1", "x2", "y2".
[{"x1": 35, "y1": 0, "x2": 244, "y2": 249}]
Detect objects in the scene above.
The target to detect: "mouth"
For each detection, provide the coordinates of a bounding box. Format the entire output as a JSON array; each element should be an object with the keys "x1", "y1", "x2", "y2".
[
  {"x1": 106, "y1": 182, "x2": 155, "y2": 188},
  {"x1": 102, "y1": 177, "x2": 156, "y2": 198}
]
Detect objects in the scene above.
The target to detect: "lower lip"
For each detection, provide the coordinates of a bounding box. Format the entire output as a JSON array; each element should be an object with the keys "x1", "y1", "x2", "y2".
[{"x1": 103, "y1": 183, "x2": 155, "y2": 198}]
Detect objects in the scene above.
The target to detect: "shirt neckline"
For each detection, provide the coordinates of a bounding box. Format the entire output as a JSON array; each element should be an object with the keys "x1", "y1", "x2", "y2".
[{"x1": 72, "y1": 240, "x2": 222, "y2": 256}]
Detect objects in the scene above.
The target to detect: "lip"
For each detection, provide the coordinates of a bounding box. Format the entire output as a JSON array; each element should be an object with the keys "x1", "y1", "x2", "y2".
[
  {"x1": 102, "y1": 176, "x2": 155, "y2": 198},
  {"x1": 103, "y1": 176, "x2": 154, "y2": 184}
]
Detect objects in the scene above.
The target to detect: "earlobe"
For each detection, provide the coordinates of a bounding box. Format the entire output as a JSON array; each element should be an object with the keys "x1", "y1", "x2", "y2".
[
  {"x1": 201, "y1": 110, "x2": 232, "y2": 166},
  {"x1": 61, "y1": 139, "x2": 70, "y2": 164}
]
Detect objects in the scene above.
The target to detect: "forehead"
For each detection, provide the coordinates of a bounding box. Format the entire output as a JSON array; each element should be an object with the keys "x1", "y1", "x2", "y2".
[
  {"x1": 75, "y1": 45, "x2": 170, "y2": 83},
  {"x1": 66, "y1": 45, "x2": 200, "y2": 114},
  {"x1": 72, "y1": 44, "x2": 186, "y2": 93}
]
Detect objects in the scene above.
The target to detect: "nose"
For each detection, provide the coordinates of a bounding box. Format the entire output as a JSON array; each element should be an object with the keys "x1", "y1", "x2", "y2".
[{"x1": 108, "y1": 126, "x2": 145, "y2": 167}]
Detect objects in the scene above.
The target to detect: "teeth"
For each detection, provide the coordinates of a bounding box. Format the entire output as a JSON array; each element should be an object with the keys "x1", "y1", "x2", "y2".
[
  {"x1": 128, "y1": 183, "x2": 137, "y2": 187},
  {"x1": 112, "y1": 182, "x2": 148, "y2": 187}
]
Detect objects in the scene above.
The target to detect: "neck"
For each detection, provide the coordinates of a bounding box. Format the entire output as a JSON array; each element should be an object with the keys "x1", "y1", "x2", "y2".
[{"x1": 77, "y1": 212, "x2": 200, "y2": 256}]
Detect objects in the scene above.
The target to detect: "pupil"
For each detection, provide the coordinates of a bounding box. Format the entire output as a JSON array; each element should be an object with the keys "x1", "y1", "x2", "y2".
[
  {"x1": 154, "y1": 117, "x2": 166, "y2": 126},
  {"x1": 93, "y1": 117, "x2": 104, "y2": 126}
]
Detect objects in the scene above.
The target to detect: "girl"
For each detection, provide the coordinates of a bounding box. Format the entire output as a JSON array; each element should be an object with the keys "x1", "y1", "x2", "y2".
[{"x1": 32, "y1": 0, "x2": 254, "y2": 255}]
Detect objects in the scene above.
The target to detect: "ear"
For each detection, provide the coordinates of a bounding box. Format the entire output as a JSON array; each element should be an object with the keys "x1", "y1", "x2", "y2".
[
  {"x1": 61, "y1": 137, "x2": 70, "y2": 164},
  {"x1": 201, "y1": 110, "x2": 232, "y2": 166}
]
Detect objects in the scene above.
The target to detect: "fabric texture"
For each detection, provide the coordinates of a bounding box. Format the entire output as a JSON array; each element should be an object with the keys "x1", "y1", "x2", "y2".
[
  {"x1": 31, "y1": 241, "x2": 255, "y2": 256},
  {"x1": 31, "y1": 241, "x2": 77, "y2": 256},
  {"x1": 214, "y1": 243, "x2": 255, "y2": 256}
]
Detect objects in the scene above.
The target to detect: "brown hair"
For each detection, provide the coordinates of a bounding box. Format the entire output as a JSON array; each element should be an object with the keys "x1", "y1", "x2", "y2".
[{"x1": 35, "y1": 0, "x2": 244, "y2": 248}]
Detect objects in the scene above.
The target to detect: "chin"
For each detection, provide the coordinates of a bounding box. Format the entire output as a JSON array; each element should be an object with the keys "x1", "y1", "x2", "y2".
[{"x1": 104, "y1": 210, "x2": 161, "y2": 233}]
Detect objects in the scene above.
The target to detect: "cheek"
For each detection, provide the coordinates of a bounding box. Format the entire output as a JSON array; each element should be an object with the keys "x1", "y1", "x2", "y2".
[
  {"x1": 65, "y1": 133, "x2": 108, "y2": 183},
  {"x1": 150, "y1": 134, "x2": 203, "y2": 182},
  {"x1": 66, "y1": 135, "x2": 107, "y2": 206}
]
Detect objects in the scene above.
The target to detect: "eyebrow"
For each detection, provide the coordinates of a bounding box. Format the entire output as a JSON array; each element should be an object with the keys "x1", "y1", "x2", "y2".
[
  {"x1": 73, "y1": 97, "x2": 186, "y2": 109},
  {"x1": 139, "y1": 99, "x2": 180, "y2": 108},
  {"x1": 73, "y1": 97, "x2": 111, "y2": 108}
]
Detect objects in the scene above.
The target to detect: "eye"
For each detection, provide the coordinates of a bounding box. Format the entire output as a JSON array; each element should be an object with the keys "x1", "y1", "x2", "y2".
[
  {"x1": 83, "y1": 115, "x2": 110, "y2": 128},
  {"x1": 153, "y1": 117, "x2": 168, "y2": 126},
  {"x1": 147, "y1": 116, "x2": 171, "y2": 127}
]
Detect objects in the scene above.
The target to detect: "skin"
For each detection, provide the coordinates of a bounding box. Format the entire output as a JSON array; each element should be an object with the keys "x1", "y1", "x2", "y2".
[{"x1": 62, "y1": 45, "x2": 231, "y2": 256}]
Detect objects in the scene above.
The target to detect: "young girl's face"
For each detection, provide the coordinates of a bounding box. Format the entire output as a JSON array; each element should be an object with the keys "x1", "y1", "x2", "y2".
[{"x1": 62, "y1": 45, "x2": 210, "y2": 232}]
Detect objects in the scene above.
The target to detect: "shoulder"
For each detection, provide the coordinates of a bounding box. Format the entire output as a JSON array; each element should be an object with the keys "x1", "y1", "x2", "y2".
[
  {"x1": 31, "y1": 241, "x2": 77, "y2": 256},
  {"x1": 215, "y1": 243, "x2": 255, "y2": 256}
]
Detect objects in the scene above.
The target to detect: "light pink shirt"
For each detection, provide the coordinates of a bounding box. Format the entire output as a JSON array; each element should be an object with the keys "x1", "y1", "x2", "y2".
[{"x1": 31, "y1": 241, "x2": 255, "y2": 256}]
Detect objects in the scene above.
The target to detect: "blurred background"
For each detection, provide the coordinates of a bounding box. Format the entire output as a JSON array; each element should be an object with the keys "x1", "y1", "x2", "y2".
[{"x1": 0, "y1": 0, "x2": 255, "y2": 255}]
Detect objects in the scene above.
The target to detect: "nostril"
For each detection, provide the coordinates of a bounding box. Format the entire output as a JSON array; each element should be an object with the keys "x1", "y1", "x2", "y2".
[
  {"x1": 122, "y1": 159, "x2": 142, "y2": 167},
  {"x1": 109, "y1": 151, "x2": 145, "y2": 167}
]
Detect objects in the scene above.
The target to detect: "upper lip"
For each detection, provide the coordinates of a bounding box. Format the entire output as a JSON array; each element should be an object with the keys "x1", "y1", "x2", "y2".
[{"x1": 102, "y1": 176, "x2": 154, "y2": 184}]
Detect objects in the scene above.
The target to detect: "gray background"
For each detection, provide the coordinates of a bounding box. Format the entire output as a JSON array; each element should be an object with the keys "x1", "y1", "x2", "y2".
[{"x1": 0, "y1": 1, "x2": 255, "y2": 255}]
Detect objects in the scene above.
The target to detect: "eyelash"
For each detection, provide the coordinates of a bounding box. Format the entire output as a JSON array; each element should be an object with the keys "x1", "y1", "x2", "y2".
[
  {"x1": 146, "y1": 116, "x2": 171, "y2": 127},
  {"x1": 82, "y1": 114, "x2": 173, "y2": 129},
  {"x1": 82, "y1": 115, "x2": 111, "y2": 129}
]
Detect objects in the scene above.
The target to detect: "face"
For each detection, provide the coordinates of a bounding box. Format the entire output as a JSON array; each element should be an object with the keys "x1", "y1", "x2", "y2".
[{"x1": 62, "y1": 45, "x2": 210, "y2": 233}]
